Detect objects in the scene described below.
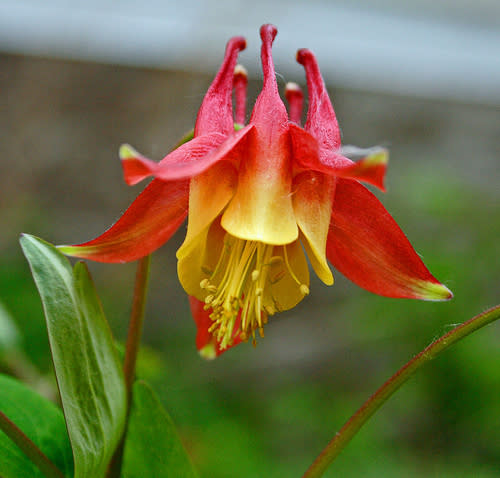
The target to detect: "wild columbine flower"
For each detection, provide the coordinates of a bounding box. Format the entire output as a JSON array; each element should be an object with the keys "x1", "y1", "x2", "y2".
[{"x1": 59, "y1": 24, "x2": 452, "y2": 359}]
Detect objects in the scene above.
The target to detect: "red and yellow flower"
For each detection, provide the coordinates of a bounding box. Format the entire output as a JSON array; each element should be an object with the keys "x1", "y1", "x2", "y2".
[{"x1": 60, "y1": 25, "x2": 452, "y2": 358}]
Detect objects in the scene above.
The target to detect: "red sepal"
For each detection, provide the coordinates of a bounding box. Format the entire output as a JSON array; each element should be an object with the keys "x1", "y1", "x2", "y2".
[
  {"x1": 58, "y1": 179, "x2": 189, "y2": 263},
  {"x1": 189, "y1": 296, "x2": 242, "y2": 359},
  {"x1": 327, "y1": 179, "x2": 452, "y2": 300},
  {"x1": 121, "y1": 126, "x2": 253, "y2": 184},
  {"x1": 289, "y1": 124, "x2": 387, "y2": 191}
]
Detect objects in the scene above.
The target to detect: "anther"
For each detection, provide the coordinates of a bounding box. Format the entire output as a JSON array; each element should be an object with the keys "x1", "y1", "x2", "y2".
[
  {"x1": 201, "y1": 234, "x2": 283, "y2": 349},
  {"x1": 200, "y1": 278, "x2": 210, "y2": 289},
  {"x1": 268, "y1": 256, "x2": 283, "y2": 266},
  {"x1": 265, "y1": 305, "x2": 276, "y2": 315},
  {"x1": 300, "y1": 284, "x2": 310, "y2": 296}
]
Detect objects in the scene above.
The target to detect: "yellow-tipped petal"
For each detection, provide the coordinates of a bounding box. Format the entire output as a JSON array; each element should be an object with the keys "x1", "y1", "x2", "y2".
[
  {"x1": 119, "y1": 143, "x2": 140, "y2": 160},
  {"x1": 364, "y1": 148, "x2": 389, "y2": 167},
  {"x1": 265, "y1": 240, "x2": 310, "y2": 312},
  {"x1": 181, "y1": 161, "x2": 237, "y2": 251},
  {"x1": 410, "y1": 280, "x2": 454, "y2": 301},
  {"x1": 340, "y1": 145, "x2": 389, "y2": 167},
  {"x1": 221, "y1": 133, "x2": 298, "y2": 244},
  {"x1": 300, "y1": 235, "x2": 334, "y2": 286},
  {"x1": 198, "y1": 343, "x2": 217, "y2": 360},
  {"x1": 177, "y1": 220, "x2": 226, "y2": 299},
  {"x1": 293, "y1": 171, "x2": 335, "y2": 285}
]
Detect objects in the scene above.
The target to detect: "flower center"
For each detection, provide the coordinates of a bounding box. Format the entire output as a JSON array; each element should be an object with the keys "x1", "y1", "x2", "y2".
[{"x1": 200, "y1": 234, "x2": 309, "y2": 350}]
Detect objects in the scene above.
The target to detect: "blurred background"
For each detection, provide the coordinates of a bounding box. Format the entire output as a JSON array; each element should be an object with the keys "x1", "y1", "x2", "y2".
[{"x1": 1, "y1": 1, "x2": 499, "y2": 476}]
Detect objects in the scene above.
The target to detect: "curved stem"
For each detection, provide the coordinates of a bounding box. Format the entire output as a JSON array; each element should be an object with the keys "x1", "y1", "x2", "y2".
[
  {"x1": 0, "y1": 410, "x2": 65, "y2": 478},
  {"x1": 106, "y1": 254, "x2": 151, "y2": 478},
  {"x1": 122, "y1": 254, "x2": 152, "y2": 397},
  {"x1": 302, "y1": 304, "x2": 500, "y2": 478}
]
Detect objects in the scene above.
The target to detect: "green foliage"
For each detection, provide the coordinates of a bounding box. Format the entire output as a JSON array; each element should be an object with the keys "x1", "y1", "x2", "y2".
[
  {"x1": 123, "y1": 380, "x2": 198, "y2": 478},
  {"x1": 0, "y1": 373, "x2": 73, "y2": 478},
  {"x1": 0, "y1": 301, "x2": 21, "y2": 353},
  {"x1": 20, "y1": 235, "x2": 127, "y2": 478}
]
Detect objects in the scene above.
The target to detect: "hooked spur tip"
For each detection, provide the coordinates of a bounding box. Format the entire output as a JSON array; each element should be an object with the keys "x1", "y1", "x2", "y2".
[
  {"x1": 226, "y1": 36, "x2": 247, "y2": 54},
  {"x1": 260, "y1": 24, "x2": 278, "y2": 43},
  {"x1": 296, "y1": 48, "x2": 314, "y2": 65}
]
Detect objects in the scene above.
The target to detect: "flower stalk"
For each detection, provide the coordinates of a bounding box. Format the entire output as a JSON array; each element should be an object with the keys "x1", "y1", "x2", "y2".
[
  {"x1": 106, "y1": 254, "x2": 151, "y2": 478},
  {"x1": 302, "y1": 304, "x2": 500, "y2": 478},
  {"x1": 123, "y1": 254, "x2": 152, "y2": 397}
]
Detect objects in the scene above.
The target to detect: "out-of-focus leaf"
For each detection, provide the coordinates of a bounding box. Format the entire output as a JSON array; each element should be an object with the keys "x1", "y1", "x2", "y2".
[
  {"x1": 20, "y1": 234, "x2": 127, "y2": 478},
  {"x1": 0, "y1": 373, "x2": 73, "y2": 478},
  {"x1": 0, "y1": 301, "x2": 21, "y2": 353},
  {"x1": 123, "y1": 381, "x2": 198, "y2": 478}
]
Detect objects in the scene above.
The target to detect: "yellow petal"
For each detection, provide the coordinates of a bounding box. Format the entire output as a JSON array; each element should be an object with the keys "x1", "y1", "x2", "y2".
[
  {"x1": 265, "y1": 240, "x2": 310, "y2": 313},
  {"x1": 177, "y1": 219, "x2": 226, "y2": 299},
  {"x1": 293, "y1": 171, "x2": 335, "y2": 285},
  {"x1": 221, "y1": 132, "x2": 298, "y2": 244},
  {"x1": 181, "y1": 161, "x2": 237, "y2": 249}
]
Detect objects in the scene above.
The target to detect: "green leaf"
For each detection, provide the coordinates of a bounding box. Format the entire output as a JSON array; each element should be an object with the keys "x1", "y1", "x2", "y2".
[
  {"x1": 20, "y1": 234, "x2": 127, "y2": 478},
  {"x1": 0, "y1": 373, "x2": 73, "y2": 478},
  {"x1": 0, "y1": 301, "x2": 21, "y2": 353},
  {"x1": 122, "y1": 381, "x2": 198, "y2": 478}
]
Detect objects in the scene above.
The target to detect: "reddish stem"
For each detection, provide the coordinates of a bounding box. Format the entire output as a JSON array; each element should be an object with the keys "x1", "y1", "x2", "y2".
[
  {"x1": 106, "y1": 255, "x2": 151, "y2": 478},
  {"x1": 0, "y1": 410, "x2": 65, "y2": 478},
  {"x1": 302, "y1": 304, "x2": 500, "y2": 478}
]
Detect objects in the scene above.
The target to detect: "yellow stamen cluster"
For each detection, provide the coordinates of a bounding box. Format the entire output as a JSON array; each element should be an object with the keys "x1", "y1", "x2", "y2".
[{"x1": 200, "y1": 235, "x2": 309, "y2": 350}]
